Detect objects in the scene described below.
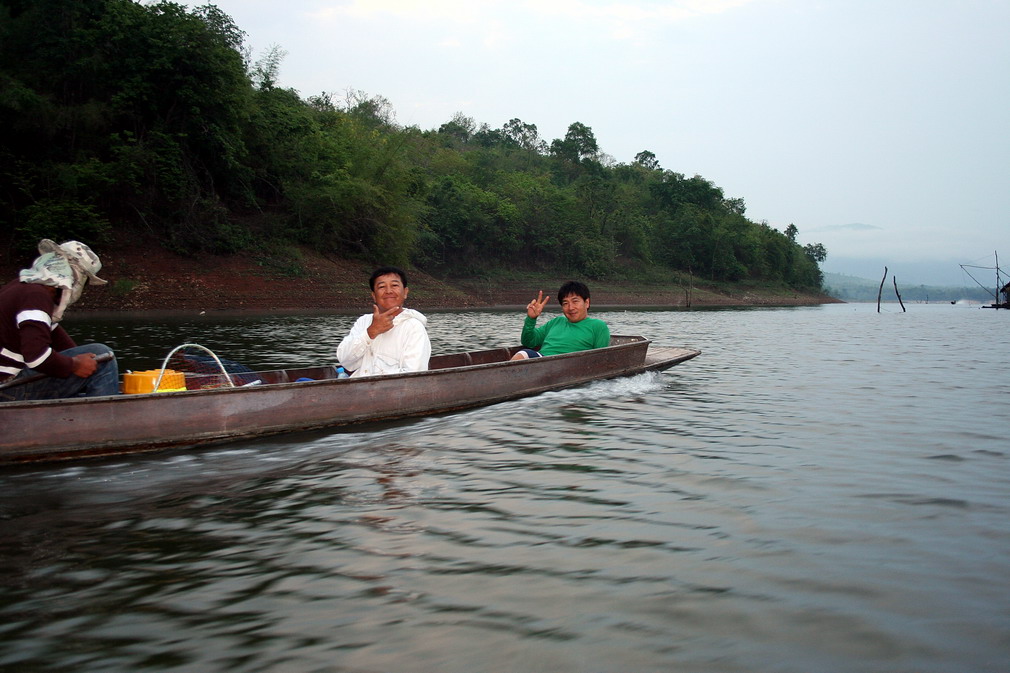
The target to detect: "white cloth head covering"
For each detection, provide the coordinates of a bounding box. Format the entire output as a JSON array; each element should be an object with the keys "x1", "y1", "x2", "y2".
[{"x1": 19, "y1": 239, "x2": 107, "y2": 321}]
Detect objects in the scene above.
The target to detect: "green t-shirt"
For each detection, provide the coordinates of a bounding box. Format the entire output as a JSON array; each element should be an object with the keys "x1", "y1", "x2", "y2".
[{"x1": 521, "y1": 315, "x2": 611, "y2": 356}]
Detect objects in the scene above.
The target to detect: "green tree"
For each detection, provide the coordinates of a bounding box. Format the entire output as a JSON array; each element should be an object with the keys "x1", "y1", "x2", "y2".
[
  {"x1": 550, "y1": 121, "x2": 599, "y2": 163},
  {"x1": 502, "y1": 118, "x2": 546, "y2": 154},
  {"x1": 0, "y1": 0, "x2": 255, "y2": 253},
  {"x1": 418, "y1": 176, "x2": 520, "y2": 273},
  {"x1": 804, "y1": 242, "x2": 827, "y2": 263},
  {"x1": 634, "y1": 150, "x2": 660, "y2": 170},
  {"x1": 437, "y1": 112, "x2": 475, "y2": 146},
  {"x1": 549, "y1": 121, "x2": 601, "y2": 185}
]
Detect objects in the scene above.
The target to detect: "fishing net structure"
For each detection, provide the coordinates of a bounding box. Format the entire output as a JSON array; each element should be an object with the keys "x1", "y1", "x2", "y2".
[{"x1": 155, "y1": 343, "x2": 261, "y2": 390}]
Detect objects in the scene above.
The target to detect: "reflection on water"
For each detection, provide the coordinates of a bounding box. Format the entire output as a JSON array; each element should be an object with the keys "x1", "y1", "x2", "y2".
[{"x1": 1, "y1": 304, "x2": 1008, "y2": 672}]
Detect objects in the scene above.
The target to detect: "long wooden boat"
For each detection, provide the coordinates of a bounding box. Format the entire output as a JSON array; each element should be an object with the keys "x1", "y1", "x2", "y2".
[{"x1": 0, "y1": 336, "x2": 699, "y2": 464}]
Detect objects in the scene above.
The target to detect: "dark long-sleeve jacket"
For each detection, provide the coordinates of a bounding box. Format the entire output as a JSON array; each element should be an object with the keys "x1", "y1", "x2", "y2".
[{"x1": 0, "y1": 281, "x2": 76, "y2": 382}]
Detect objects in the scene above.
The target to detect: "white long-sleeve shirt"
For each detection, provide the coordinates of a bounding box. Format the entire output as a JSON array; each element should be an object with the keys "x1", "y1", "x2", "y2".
[{"x1": 336, "y1": 308, "x2": 431, "y2": 377}]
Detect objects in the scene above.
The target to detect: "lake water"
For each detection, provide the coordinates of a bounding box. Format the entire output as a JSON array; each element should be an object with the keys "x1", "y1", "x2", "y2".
[{"x1": 1, "y1": 303, "x2": 1007, "y2": 672}]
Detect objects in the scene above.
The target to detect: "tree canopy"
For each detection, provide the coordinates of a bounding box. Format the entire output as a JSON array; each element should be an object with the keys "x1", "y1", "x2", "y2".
[{"x1": 0, "y1": 0, "x2": 826, "y2": 290}]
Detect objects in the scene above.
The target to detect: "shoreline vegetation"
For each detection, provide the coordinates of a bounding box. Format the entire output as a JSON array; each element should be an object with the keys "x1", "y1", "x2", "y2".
[
  {"x1": 3, "y1": 2, "x2": 830, "y2": 310},
  {"x1": 2, "y1": 245, "x2": 839, "y2": 317}
]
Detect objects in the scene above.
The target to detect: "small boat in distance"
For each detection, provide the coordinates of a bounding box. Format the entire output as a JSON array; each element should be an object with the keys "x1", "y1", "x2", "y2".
[{"x1": 0, "y1": 337, "x2": 700, "y2": 465}]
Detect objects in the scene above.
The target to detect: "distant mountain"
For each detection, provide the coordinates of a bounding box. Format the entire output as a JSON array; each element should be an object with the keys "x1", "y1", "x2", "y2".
[
  {"x1": 822, "y1": 272, "x2": 992, "y2": 303},
  {"x1": 821, "y1": 256, "x2": 971, "y2": 286}
]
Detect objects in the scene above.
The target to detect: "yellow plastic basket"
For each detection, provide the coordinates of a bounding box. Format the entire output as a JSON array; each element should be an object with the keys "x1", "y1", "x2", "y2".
[{"x1": 122, "y1": 369, "x2": 186, "y2": 394}]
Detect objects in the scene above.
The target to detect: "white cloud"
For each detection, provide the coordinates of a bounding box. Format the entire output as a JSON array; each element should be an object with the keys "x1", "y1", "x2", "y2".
[
  {"x1": 524, "y1": 0, "x2": 758, "y2": 23},
  {"x1": 816, "y1": 223, "x2": 884, "y2": 232},
  {"x1": 481, "y1": 20, "x2": 511, "y2": 49},
  {"x1": 309, "y1": 0, "x2": 762, "y2": 39},
  {"x1": 309, "y1": 0, "x2": 488, "y2": 23}
]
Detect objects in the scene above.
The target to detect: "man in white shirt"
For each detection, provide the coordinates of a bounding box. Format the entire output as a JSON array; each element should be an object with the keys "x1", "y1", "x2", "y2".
[{"x1": 336, "y1": 266, "x2": 431, "y2": 377}]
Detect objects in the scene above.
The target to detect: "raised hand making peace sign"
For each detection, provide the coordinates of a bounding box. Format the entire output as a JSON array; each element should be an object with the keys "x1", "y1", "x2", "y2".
[{"x1": 526, "y1": 290, "x2": 550, "y2": 319}]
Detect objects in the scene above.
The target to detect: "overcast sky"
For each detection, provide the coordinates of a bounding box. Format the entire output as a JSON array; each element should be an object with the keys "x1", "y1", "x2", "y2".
[{"x1": 180, "y1": 0, "x2": 1008, "y2": 277}]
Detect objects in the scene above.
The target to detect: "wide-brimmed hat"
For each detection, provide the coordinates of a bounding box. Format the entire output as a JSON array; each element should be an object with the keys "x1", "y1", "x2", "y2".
[
  {"x1": 38, "y1": 239, "x2": 107, "y2": 285},
  {"x1": 19, "y1": 239, "x2": 107, "y2": 321}
]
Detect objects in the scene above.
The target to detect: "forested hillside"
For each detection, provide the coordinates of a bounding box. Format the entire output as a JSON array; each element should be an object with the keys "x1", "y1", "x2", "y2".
[{"x1": 1, "y1": 0, "x2": 826, "y2": 291}]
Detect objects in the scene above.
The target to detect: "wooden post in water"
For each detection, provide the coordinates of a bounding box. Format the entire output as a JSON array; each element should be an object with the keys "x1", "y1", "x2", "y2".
[
  {"x1": 996, "y1": 251, "x2": 1002, "y2": 310},
  {"x1": 877, "y1": 267, "x2": 887, "y2": 312},
  {"x1": 893, "y1": 277, "x2": 906, "y2": 312}
]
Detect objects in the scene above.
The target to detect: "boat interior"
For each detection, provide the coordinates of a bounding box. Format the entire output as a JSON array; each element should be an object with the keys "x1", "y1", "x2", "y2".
[{"x1": 144, "y1": 336, "x2": 648, "y2": 392}]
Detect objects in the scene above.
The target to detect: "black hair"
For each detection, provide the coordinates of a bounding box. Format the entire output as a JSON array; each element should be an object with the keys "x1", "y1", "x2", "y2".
[
  {"x1": 557, "y1": 280, "x2": 590, "y2": 302},
  {"x1": 369, "y1": 266, "x2": 408, "y2": 290}
]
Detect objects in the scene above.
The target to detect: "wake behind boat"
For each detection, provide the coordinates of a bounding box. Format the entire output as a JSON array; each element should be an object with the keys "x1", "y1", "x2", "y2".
[{"x1": 0, "y1": 336, "x2": 699, "y2": 465}]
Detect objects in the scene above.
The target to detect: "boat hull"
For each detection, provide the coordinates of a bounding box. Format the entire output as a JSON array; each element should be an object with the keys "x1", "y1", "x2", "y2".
[{"x1": 0, "y1": 338, "x2": 699, "y2": 464}]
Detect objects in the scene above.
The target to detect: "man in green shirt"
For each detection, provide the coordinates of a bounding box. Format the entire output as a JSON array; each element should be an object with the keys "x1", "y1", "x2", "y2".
[{"x1": 511, "y1": 281, "x2": 610, "y2": 360}]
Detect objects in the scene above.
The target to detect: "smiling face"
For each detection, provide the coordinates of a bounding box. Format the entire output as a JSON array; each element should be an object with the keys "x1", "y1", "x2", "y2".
[
  {"x1": 371, "y1": 272, "x2": 409, "y2": 312},
  {"x1": 560, "y1": 292, "x2": 590, "y2": 323}
]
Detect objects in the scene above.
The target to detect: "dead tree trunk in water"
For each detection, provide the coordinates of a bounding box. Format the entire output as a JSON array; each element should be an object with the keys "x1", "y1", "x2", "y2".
[
  {"x1": 893, "y1": 277, "x2": 906, "y2": 312},
  {"x1": 877, "y1": 267, "x2": 887, "y2": 312}
]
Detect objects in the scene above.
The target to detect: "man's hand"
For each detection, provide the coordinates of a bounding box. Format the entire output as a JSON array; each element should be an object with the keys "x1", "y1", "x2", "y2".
[
  {"x1": 526, "y1": 291, "x2": 549, "y2": 319},
  {"x1": 71, "y1": 352, "x2": 98, "y2": 378},
  {"x1": 366, "y1": 303, "x2": 403, "y2": 339}
]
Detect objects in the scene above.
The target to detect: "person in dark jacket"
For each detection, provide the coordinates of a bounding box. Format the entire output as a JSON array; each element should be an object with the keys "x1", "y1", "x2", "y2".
[{"x1": 0, "y1": 240, "x2": 119, "y2": 401}]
